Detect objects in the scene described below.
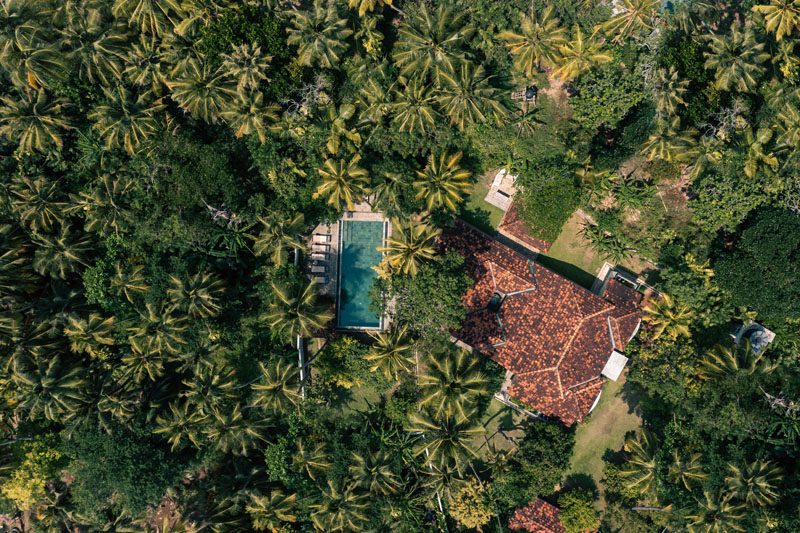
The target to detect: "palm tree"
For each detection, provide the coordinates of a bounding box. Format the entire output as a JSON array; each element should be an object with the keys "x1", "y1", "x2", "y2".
[
  {"x1": 725, "y1": 460, "x2": 783, "y2": 506},
  {"x1": 737, "y1": 127, "x2": 778, "y2": 178},
  {"x1": 324, "y1": 103, "x2": 362, "y2": 155},
  {"x1": 366, "y1": 324, "x2": 416, "y2": 380},
  {"x1": 32, "y1": 225, "x2": 91, "y2": 279},
  {"x1": 253, "y1": 213, "x2": 307, "y2": 265},
  {"x1": 418, "y1": 345, "x2": 489, "y2": 420},
  {"x1": 0, "y1": 91, "x2": 72, "y2": 153},
  {"x1": 88, "y1": 86, "x2": 165, "y2": 154},
  {"x1": 620, "y1": 429, "x2": 658, "y2": 495},
  {"x1": 753, "y1": 0, "x2": 800, "y2": 41},
  {"x1": 57, "y1": 2, "x2": 127, "y2": 86},
  {"x1": 640, "y1": 117, "x2": 696, "y2": 163},
  {"x1": 220, "y1": 43, "x2": 271, "y2": 91},
  {"x1": 392, "y1": 78, "x2": 439, "y2": 134},
  {"x1": 643, "y1": 294, "x2": 695, "y2": 341},
  {"x1": 499, "y1": 7, "x2": 567, "y2": 77},
  {"x1": 63, "y1": 313, "x2": 115, "y2": 356},
  {"x1": 704, "y1": 25, "x2": 769, "y2": 93},
  {"x1": 310, "y1": 481, "x2": 369, "y2": 532},
  {"x1": 11, "y1": 355, "x2": 87, "y2": 422},
  {"x1": 203, "y1": 403, "x2": 265, "y2": 456},
  {"x1": 422, "y1": 458, "x2": 466, "y2": 503},
  {"x1": 264, "y1": 279, "x2": 332, "y2": 341},
  {"x1": 436, "y1": 63, "x2": 509, "y2": 130},
  {"x1": 653, "y1": 67, "x2": 689, "y2": 119},
  {"x1": 121, "y1": 344, "x2": 166, "y2": 383},
  {"x1": 0, "y1": 42, "x2": 68, "y2": 91},
  {"x1": 181, "y1": 362, "x2": 238, "y2": 416},
  {"x1": 393, "y1": 3, "x2": 472, "y2": 83},
  {"x1": 406, "y1": 411, "x2": 483, "y2": 473},
  {"x1": 154, "y1": 400, "x2": 206, "y2": 451},
  {"x1": 111, "y1": 0, "x2": 177, "y2": 38},
  {"x1": 293, "y1": 439, "x2": 332, "y2": 480},
  {"x1": 349, "y1": 450, "x2": 399, "y2": 495},
  {"x1": 10, "y1": 176, "x2": 65, "y2": 232},
  {"x1": 698, "y1": 341, "x2": 777, "y2": 381},
  {"x1": 167, "y1": 271, "x2": 225, "y2": 318},
  {"x1": 602, "y1": 0, "x2": 660, "y2": 42},
  {"x1": 67, "y1": 173, "x2": 135, "y2": 237},
  {"x1": 110, "y1": 262, "x2": 149, "y2": 303},
  {"x1": 686, "y1": 490, "x2": 746, "y2": 533},
  {"x1": 668, "y1": 451, "x2": 708, "y2": 491},
  {"x1": 221, "y1": 91, "x2": 280, "y2": 144},
  {"x1": 414, "y1": 151, "x2": 472, "y2": 213},
  {"x1": 246, "y1": 490, "x2": 297, "y2": 532},
  {"x1": 377, "y1": 219, "x2": 440, "y2": 277},
  {"x1": 370, "y1": 171, "x2": 405, "y2": 218},
  {"x1": 553, "y1": 25, "x2": 612, "y2": 81},
  {"x1": 251, "y1": 358, "x2": 301, "y2": 414},
  {"x1": 123, "y1": 35, "x2": 169, "y2": 95},
  {"x1": 314, "y1": 155, "x2": 370, "y2": 211},
  {"x1": 348, "y1": 0, "x2": 392, "y2": 17},
  {"x1": 287, "y1": 0, "x2": 352, "y2": 69},
  {"x1": 168, "y1": 58, "x2": 237, "y2": 123},
  {"x1": 127, "y1": 302, "x2": 188, "y2": 356},
  {"x1": 0, "y1": 0, "x2": 43, "y2": 61}
]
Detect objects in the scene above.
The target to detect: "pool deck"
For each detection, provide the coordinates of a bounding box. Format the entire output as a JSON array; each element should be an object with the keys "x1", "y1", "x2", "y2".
[{"x1": 309, "y1": 201, "x2": 390, "y2": 330}]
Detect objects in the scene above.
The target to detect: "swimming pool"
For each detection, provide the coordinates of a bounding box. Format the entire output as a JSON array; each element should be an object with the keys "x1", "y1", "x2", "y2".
[{"x1": 337, "y1": 219, "x2": 387, "y2": 329}]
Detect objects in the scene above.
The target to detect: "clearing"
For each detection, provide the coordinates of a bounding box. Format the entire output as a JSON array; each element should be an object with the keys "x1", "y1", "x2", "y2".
[{"x1": 461, "y1": 170, "x2": 506, "y2": 233}]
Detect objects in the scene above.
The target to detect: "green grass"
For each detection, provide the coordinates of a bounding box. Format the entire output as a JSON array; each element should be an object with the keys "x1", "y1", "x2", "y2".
[
  {"x1": 460, "y1": 174, "x2": 505, "y2": 234},
  {"x1": 566, "y1": 378, "x2": 642, "y2": 507},
  {"x1": 539, "y1": 211, "x2": 604, "y2": 289},
  {"x1": 472, "y1": 398, "x2": 526, "y2": 454}
]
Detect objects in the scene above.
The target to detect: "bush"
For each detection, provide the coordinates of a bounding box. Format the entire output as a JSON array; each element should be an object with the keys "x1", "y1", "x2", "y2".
[
  {"x1": 314, "y1": 335, "x2": 386, "y2": 390},
  {"x1": 558, "y1": 488, "x2": 599, "y2": 533},
  {"x1": 572, "y1": 65, "x2": 646, "y2": 132},
  {"x1": 516, "y1": 156, "x2": 581, "y2": 243},
  {"x1": 448, "y1": 479, "x2": 494, "y2": 529},
  {"x1": 0, "y1": 435, "x2": 65, "y2": 510}
]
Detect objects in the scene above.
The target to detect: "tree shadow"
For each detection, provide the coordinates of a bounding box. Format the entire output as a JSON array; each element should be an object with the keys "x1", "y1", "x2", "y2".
[
  {"x1": 459, "y1": 204, "x2": 496, "y2": 235},
  {"x1": 536, "y1": 255, "x2": 596, "y2": 290},
  {"x1": 561, "y1": 473, "x2": 600, "y2": 499},
  {"x1": 618, "y1": 380, "x2": 643, "y2": 416}
]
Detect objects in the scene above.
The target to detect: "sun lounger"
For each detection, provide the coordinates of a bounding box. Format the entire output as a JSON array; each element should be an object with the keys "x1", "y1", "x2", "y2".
[
  {"x1": 313, "y1": 276, "x2": 328, "y2": 285},
  {"x1": 311, "y1": 252, "x2": 328, "y2": 262},
  {"x1": 311, "y1": 265, "x2": 327, "y2": 274},
  {"x1": 311, "y1": 244, "x2": 330, "y2": 253},
  {"x1": 313, "y1": 234, "x2": 331, "y2": 243}
]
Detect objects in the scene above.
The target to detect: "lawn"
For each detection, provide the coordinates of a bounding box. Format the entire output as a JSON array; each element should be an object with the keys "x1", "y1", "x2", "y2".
[
  {"x1": 460, "y1": 171, "x2": 506, "y2": 234},
  {"x1": 473, "y1": 398, "x2": 527, "y2": 455},
  {"x1": 539, "y1": 211, "x2": 605, "y2": 289},
  {"x1": 566, "y1": 377, "x2": 642, "y2": 507}
]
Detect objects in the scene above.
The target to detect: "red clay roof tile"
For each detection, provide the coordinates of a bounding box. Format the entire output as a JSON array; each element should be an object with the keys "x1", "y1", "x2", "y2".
[
  {"x1": 498, "y1": 202, "x2": 552, "y2": 254},
  {"x1": 509, "y1": 499, "x2": 565, "y2": 533}
]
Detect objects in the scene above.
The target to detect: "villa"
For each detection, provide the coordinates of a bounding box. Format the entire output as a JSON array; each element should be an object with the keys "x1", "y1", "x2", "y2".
[{"x1": 440, "y1": 221, "x2": 642, "y2": 425}]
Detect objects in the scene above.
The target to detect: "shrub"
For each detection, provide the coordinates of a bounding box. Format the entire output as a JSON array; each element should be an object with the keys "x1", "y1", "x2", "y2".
[
  {"x1": 0, "y1": 435, "x2": 65, "y2": 510},
  {"x1": 448, "y1": 479, "x2": 494, "y2": 529},
  {"x1": 516, "y1": 156, "x2": 581, "y2": 243},
  {"x1": 558, "y1": 488, "x2": 599, "y2": 533},
  {"x1": 314, "y1": 335, "x2": 384, "y2": 389},
  {"x1": 572, "y1": 65, "x2": 646, "y2": 132}
]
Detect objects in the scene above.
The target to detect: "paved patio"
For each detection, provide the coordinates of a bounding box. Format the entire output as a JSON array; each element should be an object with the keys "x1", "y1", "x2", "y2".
[{"x1": 484, "y1": 168, "x2": 517, "y2": 211}]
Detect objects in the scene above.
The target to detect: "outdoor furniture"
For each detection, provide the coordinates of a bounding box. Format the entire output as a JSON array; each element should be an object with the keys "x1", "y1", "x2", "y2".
[
  {"x1": 311, "y1": 265, "x2": 327, "y2": 274},
  {"x1": 313, "y1": 276, "x2": 328, "y2": 285},
  {"x1": 313, "y1": 234, "x2": 331, "y2": 243},
  {"x1": 311, "y1": 244, "x2": 330, "y2": 253},
  {"x1": 311, "y1": 252, "x2": 328, "y2": 262}
]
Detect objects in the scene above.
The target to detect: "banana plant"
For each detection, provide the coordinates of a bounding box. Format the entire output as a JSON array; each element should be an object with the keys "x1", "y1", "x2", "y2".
[{"x1": 324, "y1": 102, "x2": 362, "y2": 154}]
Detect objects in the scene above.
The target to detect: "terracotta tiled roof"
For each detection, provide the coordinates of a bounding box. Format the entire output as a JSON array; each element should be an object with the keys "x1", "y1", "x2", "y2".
[
  {"x1": 498, "y1": 201, "x2": 552, "y2": 253},
  {"x1": 509, "y1": 499, "x2": 565, "y2": 533},
  {"x1": 441, "y1": 222, "x2": 642, "y2": 424}
]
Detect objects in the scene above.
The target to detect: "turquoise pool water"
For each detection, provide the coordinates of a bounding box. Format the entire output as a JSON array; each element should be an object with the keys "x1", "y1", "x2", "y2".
[{"x1": 337, "y1": 220, "x2": 386, "y2": 329}]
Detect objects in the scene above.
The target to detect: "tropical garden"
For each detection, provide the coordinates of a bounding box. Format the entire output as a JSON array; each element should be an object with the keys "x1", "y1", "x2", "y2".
[{"x1": 0, "y1": 0, "x2": 799, "y2": 531}]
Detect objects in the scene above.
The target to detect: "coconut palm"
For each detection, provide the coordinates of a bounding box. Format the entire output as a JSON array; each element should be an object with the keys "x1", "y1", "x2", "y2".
[
  {"x1": 123, "y1": 35, "x2": 169, "y2": 95},
  {"x1": 11, "y1": 355, "x2": 87, "y2": 422},
  {"x1": 111, "y1": 0, "x2": 179, "y2": 38},
  {"x1": 392, "y1": 78, "x2": 439, "y2": 134},
  {"x1": 436, "y1": 63, "x2": 509, "y2": 130},
  {"x1": 348, "y1": 0, "x2": 392, "y2": 17},
  {"x1": 419, "y1": 345, "x2": 489, "y2": 420},
  {"x1": 309, "y1": 481, "x2": 369, "y2": 532},
  {"x1": 121, "y1": 343, "x2": 166, "y2": 383},
  {"x1": 393, "y1": 3, "x2": 472, "y2": 83},
  {"x1": 366, "y1": 324, "x2": 416, "y2": 381},
  {"x1": 406, "y1": 411, "x2": 483, "y2": 472},
  {"x1": 602, "y1": 0, "x2": 660, "y2": 42},
  {"x1": 253, "y1": 213, "x2": 307, "y2": 265},
  {"x1": 167, "y1": 271, "x2": 225, "y2": 318},
  {"x1": 220, "y1": 42, "x2": 271, "y2": 91},
  {"x1": 704, "y1": 25, "x2": 769, "y2": 93},
  {"x1": 168, "y1": 58, "x2": 237, "y2": 123},
  {"x1": 251, "y1": 358, "x2": 301, "y2": 414},
  {"x1": 698, "y1": 341, "x2": 777, "y2": 381},
  {"x1": 377, "y1": 219, "x2": 440, "y2": 277},
  {"x1": 643, "y1": 294, "x2": 695, "y2": 341},
  {"x1": 10, "y1": 176, "x2": 65, "y2": 233},
  {"x1": 553, "y1": 25, "x2": 612, "y2": 81},
  {"x1": 349, "y1": 450, "x2": 399, "y2": 495},
  {"x1": 725, "y1": 460, "x2": 783, "y2": 506},
  {"x1": 686, "y1": 490, "x2": 746, "y2": 533},
  {"x1": 57, "y1": 2, "x2": 127, "y2": 86},
  {"x1": 414, "y1": 152, "x2": 472, "y2": 213},
  {"x1": 246, "y1": 490, "x2": 297, "y2": 532},
  {"x1": 63, "y1": 313, "x2": 115, "y2": 356},
  {"x1": 620, "y1": 429, "x2": 659, "y2": 495},
  {"x1": 154, "y1": 400, "x2": 206, "y2": 451},
  {"x1": 422, "y1": 458, "x2": 466, "y2": 503},
  {"x1": 324, "y1": 103, "x2": 362, "y2": 155},
  {"x1": 203, "y1": 403, "x2": 265, "y2": 456},
  {"x1": 640, "y1": 117, "x2": 696, "y2": 163},
  {"x1": 737, "y1": 126, "x2": 778, "y2": 178},
  {"x1": 181, "y1": 361, "x2": 238, "y2": 416},
  {"x1": 0, "y1": 42, "x2": 68, "y2": 91},
  {"x1": 668, "y1": 451, "x2": 708, "y2": 491},
  {"x1": 110, "y1": 262, "x2": 149, "y2": 303},
  {"x1": 66, "y1": 173, "x2": 135, "y2": 237},
  {"x1": 370, "y1": 171, "x2": 405, "y2": 218},
  {"x1": 222, "y1": 91, "x2": 280, "y2": 144},
  {"x1": 88, "y1": 86, "x2": 165, "y2": 154},
  {"x1": 32, "y1": 225, "x2": 91, "y2": 279},
  {"x1": 0, "y1": 91, "x2": 72, "y2": 153},
  {"x1": 753, "y1": 0, "x2": 800, "y2": 41},
  {"x1": 264, "y1": 279, "x2": 333, "y2": 341},
  {"x1": 0, "y1": 0, "x2": 43, "y2": 61},
  {"x1": 653, "y1": 66, "x2": 689, "y2": 119},
  {"x1": 288, "y1": 0, "x2": 352, "y2": 69},
  {"x1": 127, "y1": 302, "x2": 188, "y2": 356},
  {"x1": 314, "y1": 155, "x2": 370, "y2": 211},
  {"x1": 293, "y1": 439, "x2": 332, "y2": 480},
  {"x1": 499, "y1": 7, "x2": 567, "y2": 77}
]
